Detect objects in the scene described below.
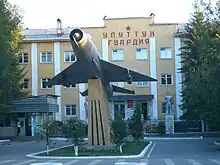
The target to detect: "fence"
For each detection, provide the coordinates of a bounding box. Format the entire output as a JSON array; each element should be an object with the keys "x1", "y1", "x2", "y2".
[{"x1": 144, "y1": 120, "x2": 220, "y2": 134}]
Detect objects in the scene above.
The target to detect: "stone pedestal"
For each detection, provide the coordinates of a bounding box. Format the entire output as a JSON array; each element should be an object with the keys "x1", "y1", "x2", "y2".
[
  {"x1": 88, "y1": 78, "x2": 111, "y2": 146},
  {"x1": 165, "y1": 114, "x2": 174, "y2": 134}
]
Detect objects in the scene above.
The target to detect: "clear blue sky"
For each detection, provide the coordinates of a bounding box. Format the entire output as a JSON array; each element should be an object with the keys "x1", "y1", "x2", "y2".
[{"x1": 9, "y1": 0, "x2": 216, "y2": 29}]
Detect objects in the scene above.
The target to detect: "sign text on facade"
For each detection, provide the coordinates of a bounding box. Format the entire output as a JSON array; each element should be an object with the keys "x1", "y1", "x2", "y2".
[{"x1": 102, "y1": 26, "x2": 155, "y2": 46}]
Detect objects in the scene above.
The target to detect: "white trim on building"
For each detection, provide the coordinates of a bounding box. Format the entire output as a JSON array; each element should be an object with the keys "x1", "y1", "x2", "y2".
[
  {"x1": 31, "y1": 43, "x2": 38, "y2": 96},
  {"x1": 149, "y1": 37, "x2": 158, "y2": 120},
  {"x1": 54, "y1": 42, "x2": 62, "y2": 121},
  {"x1": 174, "y1": 37, "x2": 183, "y2": 120}
]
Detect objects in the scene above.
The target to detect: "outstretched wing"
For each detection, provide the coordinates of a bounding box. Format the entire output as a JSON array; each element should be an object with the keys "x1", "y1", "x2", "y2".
[
  {"x1": 48, "y1": 61, "x2": 88, "y2": 86},
  {"x1": 100, "y1": 59, "x2": 157, "y2": 82}
]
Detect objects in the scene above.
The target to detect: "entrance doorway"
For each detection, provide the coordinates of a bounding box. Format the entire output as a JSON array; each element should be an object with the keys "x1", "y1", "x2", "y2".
[{"x1": 114, "y1": 102, "x2": 125, "y2": 120}]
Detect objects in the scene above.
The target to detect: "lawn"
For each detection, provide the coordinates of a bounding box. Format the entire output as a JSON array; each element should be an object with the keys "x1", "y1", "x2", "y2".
[{"x1": 39, "y1": 141, "x2": 149, "y2": 156}]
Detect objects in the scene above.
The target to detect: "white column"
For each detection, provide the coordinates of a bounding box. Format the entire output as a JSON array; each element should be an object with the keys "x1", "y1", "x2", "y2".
[
  {"x1": 31, "y1": 43, "x2": 38, "y2": 96},
  {"x1": 79, "y1": 84, "x2": 86, "y2": 120},
  {"x1": 149, "y1": 37, "x2": 158, "y2": 120},
  {"x1": 31, "y1": 43, "x2": 38, "y2": 134},
  {"x1": 174, "y1": 37, "x2": 182, "y2": 120},
  {"x1": 147, "y1": 100, "x2": 153, "y2": 119},
  {"x1": 54, "y1": 42, "x2": 62, "y2": 121},
  {"x1": 102, "y1": 39, "x2": 109, "y2": 61}
]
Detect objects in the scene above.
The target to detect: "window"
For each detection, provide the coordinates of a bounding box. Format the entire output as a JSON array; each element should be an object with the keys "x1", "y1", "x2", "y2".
[
  {"x1": 40, "y1": 52, "x2": 52, "y2": 63},
  {"x1": 160, "y1": 48, "x2": 172, "y2": 59},
  {"x1": 136, "y1": 48, "x2": 148, "y2": 60},
  {"x1": 160, "y1": 74, "x2": 173, "y2": 85},
  {"x1": 21, "y1": 79, "x2": 29, "y2": 89},
  {"x1": 19, "y1": 53, "x2": 28, "y2": 63},
  {"x1": 136, "y1": 81, "x2": 148, "y2": 87},
  {"x1": 111, "y1": 82, "x2": 124, "y2": 87},
  {"x1": 64, "y1": 84, "x2": 76, "y2": 88},
  {"x1": 64, "y1": 51, "x2": 76, "y2": 62},
  {"x1": 65, "y1": 105, "x2": 76, "y2": 116},
  {"x1": 41, "y1": 78, "x2": 52, "y2": 89},
  {"x1": 112, "y1": 49, "x2": 124, "y2": 61}
]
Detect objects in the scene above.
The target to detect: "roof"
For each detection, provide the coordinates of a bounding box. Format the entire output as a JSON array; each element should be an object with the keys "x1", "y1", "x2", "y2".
[
  {"x1": 11, "y1": 94, "x2": 60, "y2": 113},
  {"x1": 12, "y1": 94, "x2": 60, "y2": 102},
  {"x1": 104, "y1": 16, "x2": 153, "y2": 20}
]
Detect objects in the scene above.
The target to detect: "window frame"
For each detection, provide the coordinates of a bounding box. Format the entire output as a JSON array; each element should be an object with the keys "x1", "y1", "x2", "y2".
[
  {"x1": 136, "y1": 81, "x2": 148, "y2": 88},
  {"x1": 40, "y1": 52, "x2": 52, "y2": 64},
  {"x1": 41, "y1": 78, "x2": 53, "y2": 89},
  {"x1": 22, "y1": 78, "x2": 29, "y2": 89},
  {"x1": 19, "y1": 53, "x2": 28, "y2": 64},
  {"x1": 136, "y1": 48, "x2": 148, "y2": 60},
  {"x1": 65, "y1": 104, "x2": 77, "y2": 116},
  {"x1": 112, "y1": 49, "x2": 124, "y2": 61},
  {"x1": 160, "y1": 47, "x2": 172, "y2": 59},
  {"x1": 64, "y1": 51, "x2": 76, "y2": 62},
  {"x1": 160, "y1": 74, "x2": 173, "y2": 86}
]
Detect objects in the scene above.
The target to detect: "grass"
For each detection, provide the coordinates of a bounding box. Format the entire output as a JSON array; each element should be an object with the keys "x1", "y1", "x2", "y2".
[{"x1": 39, "y1": 141, "x2": 149, "y2": 157}]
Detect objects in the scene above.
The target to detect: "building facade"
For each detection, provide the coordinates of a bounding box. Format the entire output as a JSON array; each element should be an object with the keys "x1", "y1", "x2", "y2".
[{"x1": 20, "y1": 16, "x2": 185, "y2": 123}]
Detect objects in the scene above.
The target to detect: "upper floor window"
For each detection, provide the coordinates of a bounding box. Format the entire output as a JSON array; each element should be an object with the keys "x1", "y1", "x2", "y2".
[
  {"x1": 111, "y1": 82, "x2": 124, "y2": 87},
  {"x1": 21, "y1": 78, "x2": 29, "y2": 89},
  {"x1": 112, "y1": 49, "x2": 124, "y2": 61},
  {"x1": 65, "y1": 104, "x2": 76, "y2": 116},
  {"x1": 40, "y1": 52, "x2": 52, "y2": 63},
  {"x1": 136, "y1": 48, "x2": 148, "y2": 60},
  {"x1": 64, "y1": 51, "x2": 76, "y2": 62},
  {"x1": 41, "y1": 78, "x2": 52, "y2": 89},
  {"x1": 136, "y1": 81, "x2": 148, "y2": 87},
  {"x1": 64, "y1": 84, "x2": 76, "y2": 88},
  {"x1": 160, "y1": 48, "x2": 172, "y2": 59},
  {"x1": 19, "y1": 53, "x2": 28, "y2": 64},
  {"x1": 160, "y1": 74, "x2": 173, "y2": 85}
]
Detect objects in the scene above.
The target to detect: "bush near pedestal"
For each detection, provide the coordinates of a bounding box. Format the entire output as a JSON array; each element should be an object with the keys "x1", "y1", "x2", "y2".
[
  {"x1": 128, "y1": 103, "x2": 144, "y2": 143},
  {"x1": 110, "y1": 115, "x2": 128, "y2": 154}
]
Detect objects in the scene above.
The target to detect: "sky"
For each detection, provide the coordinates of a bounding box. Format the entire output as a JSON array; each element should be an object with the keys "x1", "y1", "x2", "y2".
[{"x1": 8, "y1": 0, "x2": 217, "y2": 29}]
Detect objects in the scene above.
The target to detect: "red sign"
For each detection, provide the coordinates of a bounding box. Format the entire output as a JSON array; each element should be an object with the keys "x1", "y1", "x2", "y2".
[
  {"x1": 103, "y1": 26, "x2": 155, "y2": 46},
  {"x1": 127, "y1": 100, "x2": 133, "y2": 108}
]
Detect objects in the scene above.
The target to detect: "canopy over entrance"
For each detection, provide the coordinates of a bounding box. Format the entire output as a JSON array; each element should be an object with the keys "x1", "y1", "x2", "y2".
[{"x1": 11, "y1": 94, "x2": 59, "y2": 113}]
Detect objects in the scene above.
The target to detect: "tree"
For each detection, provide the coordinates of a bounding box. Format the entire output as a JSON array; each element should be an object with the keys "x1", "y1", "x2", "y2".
[
  {"x1": 110, "y1": 116, "x2": 127, "y2": 154},
  {"x1": 180, "y1": 0, "x2": 220, "y2": 129},
  {"x1": 37, "y1": 119, "x2": 61, "y2": 155},
  {"x1": 0, "y1": 0, "x2": 27, "y2": 117},
  {"x1": 61, "y1": 117, "x2": 86, "y2": 156},
  {"x1": 128, "y1": 103, "x2": 144, "y2": 143}
]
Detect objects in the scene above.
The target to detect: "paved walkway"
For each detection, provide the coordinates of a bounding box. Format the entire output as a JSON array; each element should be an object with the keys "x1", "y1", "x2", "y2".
[{"x1": 0, "y1": 158, "x2": 220, "y2": 165}]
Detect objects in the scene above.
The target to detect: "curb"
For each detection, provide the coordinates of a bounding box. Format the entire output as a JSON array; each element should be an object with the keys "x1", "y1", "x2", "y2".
[
  {"x1": 0, "y1": 139, "x2": 11, "y2": 144},
  {"x1": 50, "y1": 138, "x2": 88, "y2": 141},
  {"x1": 26, "y1": 141, "x2": 153, "y2": 159},
  {"x1": 144, "y1": 136, "x2": 203, "y2": 140},
  {"x1": 214, "y1": 141, "x2": 220, "y2": 146}
]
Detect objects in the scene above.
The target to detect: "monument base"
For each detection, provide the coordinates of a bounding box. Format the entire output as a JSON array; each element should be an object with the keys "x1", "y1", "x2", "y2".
[
  {"x1": 88, "y1": 78, "x2": 111, "y2": 146},
  {"x1": 165, "y1": 114, "x2": 175, "y2": 134}
]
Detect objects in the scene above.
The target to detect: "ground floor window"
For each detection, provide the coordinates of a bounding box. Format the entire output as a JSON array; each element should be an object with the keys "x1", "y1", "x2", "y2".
[{"x1": 65, "y1": 104, "x2": 76, "y2": 116}]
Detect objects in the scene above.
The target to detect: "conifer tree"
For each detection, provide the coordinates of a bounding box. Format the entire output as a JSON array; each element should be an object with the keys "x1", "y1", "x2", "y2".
[
  {"x1": 0, "y1": 0, "x2": 26, "y2": 116},
  {"x1": 180, "y1": 0, "x2": 220, "y2": 127}
]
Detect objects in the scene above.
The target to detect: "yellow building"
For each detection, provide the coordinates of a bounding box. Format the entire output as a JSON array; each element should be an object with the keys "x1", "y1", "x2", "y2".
[{"x1": 20, "y1": 15, "x2": 185, "y2": 123}]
